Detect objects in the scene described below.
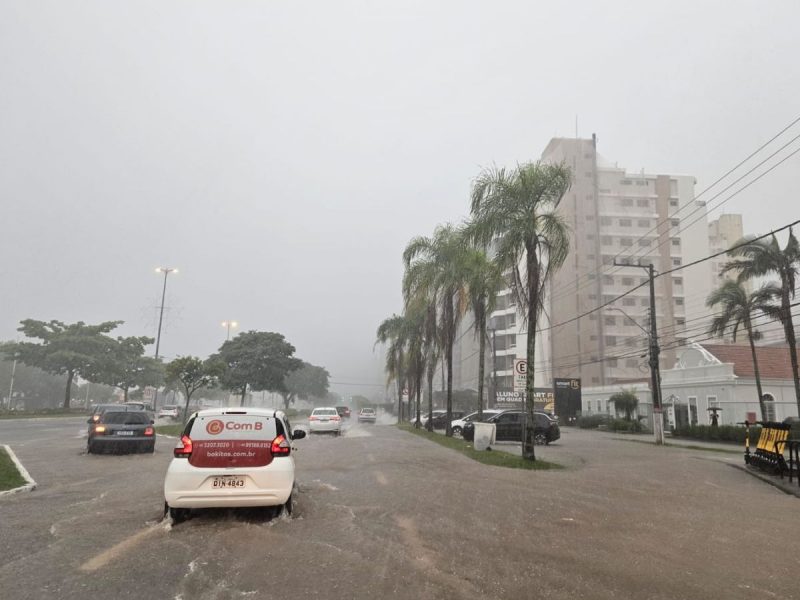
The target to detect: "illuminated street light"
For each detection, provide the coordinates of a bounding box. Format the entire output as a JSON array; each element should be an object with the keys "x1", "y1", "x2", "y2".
[{"x1": 221, "y1": 320, "x2": 239, "y2": 341}]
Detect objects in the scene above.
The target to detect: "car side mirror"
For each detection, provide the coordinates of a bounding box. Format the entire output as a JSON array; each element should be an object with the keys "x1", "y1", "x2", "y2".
[{"x1": 292, "y1": 430, "x2": 306, "y2": 440}]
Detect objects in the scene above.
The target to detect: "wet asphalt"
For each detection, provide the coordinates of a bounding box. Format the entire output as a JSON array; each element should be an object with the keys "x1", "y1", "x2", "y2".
[{"x1": 0, "y1": 417, "x2": 798, "y2": 600}]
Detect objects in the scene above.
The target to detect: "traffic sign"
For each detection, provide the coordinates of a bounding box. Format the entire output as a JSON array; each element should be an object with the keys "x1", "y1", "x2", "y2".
[{"x1": 513, "y1": 358, "x2": 527, "y2": 391}]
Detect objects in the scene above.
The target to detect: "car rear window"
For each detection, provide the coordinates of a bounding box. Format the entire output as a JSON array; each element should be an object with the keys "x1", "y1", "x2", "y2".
[
  {"x1": 103, "y1": 412, "x2": 149, "y2": 424},
  {"x1": 186, "y1": 413, "x2": 282, "y2": 469},
  {"x1": 313, "y1": 409, "x2": 338, "y2": 416},
  {"x1": 362, "y1": 409, "x2": 375, "y2": 414}
]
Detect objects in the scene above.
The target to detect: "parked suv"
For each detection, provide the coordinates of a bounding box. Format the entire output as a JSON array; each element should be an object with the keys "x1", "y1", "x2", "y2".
[
  {"x1": 163, "y1": 408, "x2": 306, "y2": 522},
  {"x1": 462, "y1": 410, "x2": 560, "y2": 445}
]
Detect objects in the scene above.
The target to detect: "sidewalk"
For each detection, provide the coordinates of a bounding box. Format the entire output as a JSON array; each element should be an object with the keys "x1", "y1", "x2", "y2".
[{"x1": 608, "y1": 432, "x2": 744, "y2": 454}]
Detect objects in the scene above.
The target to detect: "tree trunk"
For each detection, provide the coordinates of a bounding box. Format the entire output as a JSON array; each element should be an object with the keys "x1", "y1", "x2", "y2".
[
  {"x1": 63, "y1": 369, "x2": 74, "y2": 410},
  {"x1": 123, "y1": 386, "x2": 129, "y2": 402},
  {"x1": 240, "y1": 386, "x2": 247, "y2": 406},
  {"x1": 477, "y1": 308, "x2": 486, "y2": 418},
  {"x1": 745, "y1": 318, "x2": 766, "y2": 420},
  {"x1": 444, "y1": 293, "x2": 455, "y2": 437},
  {"x1": 396, "y1": 351, "x2": 403, "y2": 424},
  {"x1": 781, "y1": 286, "x2": 800, "y2": 416},
  {"x1": 522, "y1": 248, "x2": 539, "y2": 461},
  {"x1": 183, "y1": 389, "x2": 193, "y2": 422},
  {"x1": 415, "y1": 367, "x2": 423, "y2": 428},
  {"x1": 426, "y1": 358, "x2": 435, "y2": 432}
]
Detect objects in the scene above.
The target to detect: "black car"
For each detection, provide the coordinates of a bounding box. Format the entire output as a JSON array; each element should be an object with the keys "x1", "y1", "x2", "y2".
[
  {"x1": 462, "y1": 410, "x2": 560, "y2": 445},
  {"x1": 87, "y1": 410, "x2": 156, "y2": 454},
  {"x1": 430, "y1": 411, "x2": 464, "y2": 430},
  {"x1": 336, "y1": 406, "x2": 351, "y2": 419}
]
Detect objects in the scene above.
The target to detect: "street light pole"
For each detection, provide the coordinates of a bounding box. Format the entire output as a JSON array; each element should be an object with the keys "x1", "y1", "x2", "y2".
[
  {"x1": 221, "y1": 321, "x2": 238, "y2": 341},
  {"x1": 152, "y1": 267, "x2": 178, "y2": 414},
  {"x1": 7, "y1": 359, "x2": 17, "y2": 410}
]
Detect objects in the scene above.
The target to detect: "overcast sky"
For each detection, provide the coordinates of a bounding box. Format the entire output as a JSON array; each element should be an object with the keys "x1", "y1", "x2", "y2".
[{"x1": 2, "y1": 1, "x2": 799, "y2": 398}]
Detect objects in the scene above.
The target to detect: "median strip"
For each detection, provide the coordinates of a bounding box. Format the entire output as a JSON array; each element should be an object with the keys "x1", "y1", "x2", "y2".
[
  {"x1": 0, "y1": 445, "x2": 37, "y2": 495},
  {"x1": 397, "y1": 424, "x2": 561, "y2": 470}
]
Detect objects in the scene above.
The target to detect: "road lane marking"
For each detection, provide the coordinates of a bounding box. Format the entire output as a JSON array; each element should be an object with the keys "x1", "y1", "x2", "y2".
[
  {"x1": 79, "y1": 522, "x2": 166, "y2": 571},
  {"x1": 375, "y1": 471, "x2": 388, "y2": 485}
]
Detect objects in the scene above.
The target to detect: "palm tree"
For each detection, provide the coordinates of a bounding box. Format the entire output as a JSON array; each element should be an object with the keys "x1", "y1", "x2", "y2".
[
  {"x1": 470, "y1": 161, "x2": 572, "y2": 460},
  {"x1": 376, "y1": 315, "x2": 407, "y2": 421},
  {"x1": 463, "y1": 244, "x2": 503, "y2": 418},
  {"x1": 722, "y1": 231, "x2": 800, "y2": 415},
  {"x1": 402, "y1": 300, "x2": 427, "y2": 428},
  {"x1": 403, "y1": 224, "x2": 470, "y2": 436},
  {"x1": 707, "y1": 280, "x2": 771, "y2": 419}
]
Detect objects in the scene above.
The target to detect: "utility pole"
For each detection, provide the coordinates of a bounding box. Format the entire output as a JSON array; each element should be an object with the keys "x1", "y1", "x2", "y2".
[
  {"x1": 152, "y1": 267, "x2": 178, "y2": 414},
  {"x1": 7, "y1": 359, "x2": 17, "y2": 410},
  {"x1": 614, "y1": 260, "x2": 664, "y2": 444}
]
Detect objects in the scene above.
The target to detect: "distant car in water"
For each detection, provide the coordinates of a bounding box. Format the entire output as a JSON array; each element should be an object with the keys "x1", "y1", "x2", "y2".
[
  {"x1": 335, "y1": 406, "x2": 351, "y2": 419},
  {"x1": 462, "y1": 410, "x2": 560, "y2": 445},
  {"x1": 450, "y1": 409, "x2": 506, "y2": 436},
  {"x1": 358, "y1": 408, "x2": 377, "y2": 424},
  {"x1": 419, "y1": 410, "x2": 446, "y2": 428},
  {"x1": 88, "y1": 403, "x2": 123, "y2": 424},
  {"x1": 308, "y1": 407, "x2": 343, "y2": 435},
  {"x1": 159, "y1": 405, "x2": 180, "y2": 420},
  {"x1": 87, "y1": 410, "x2": 156, "y2": 454}
]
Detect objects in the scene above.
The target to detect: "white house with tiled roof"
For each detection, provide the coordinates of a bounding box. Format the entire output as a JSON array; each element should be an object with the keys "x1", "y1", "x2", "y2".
[{"x1": 579, "y1": 342, "x2": 799, "y2": 427}]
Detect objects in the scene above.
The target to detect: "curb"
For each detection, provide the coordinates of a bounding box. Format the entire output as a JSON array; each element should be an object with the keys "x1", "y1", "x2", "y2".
[
  {"x1": 0, "y1": 444, "x2": 37, "y2": 497},
  {"x1": 728, "y1": 463, "x2": 800, "y2": 499}
]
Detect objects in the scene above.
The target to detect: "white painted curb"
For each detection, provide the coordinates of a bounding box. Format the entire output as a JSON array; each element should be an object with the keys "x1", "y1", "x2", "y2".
[{"x1": 0, "y1": 444, "x2": 37, "y2": 496}]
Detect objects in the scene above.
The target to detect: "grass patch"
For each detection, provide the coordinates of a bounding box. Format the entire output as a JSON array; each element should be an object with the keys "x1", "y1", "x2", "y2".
[
  {"x1": 0, "y1": 409, "x2": 87, "y2": 420},
  {"x1": 614, "y1": 437, "x2": 742, "y2": 455},
  {"x1": 0, "y1": 447, "x2": 27, "y2": 491},
  {"x1": 397, "y1": 423, "x2": 562, "y2": 470},
  {"x1": 155, "y1": 424, "x2": 185, "y2": 437}
]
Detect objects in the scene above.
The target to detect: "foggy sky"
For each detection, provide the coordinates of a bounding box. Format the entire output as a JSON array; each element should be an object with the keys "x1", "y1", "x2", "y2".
[{"x1": 2, "y1": 1, "x2": 799, "y2": 399}]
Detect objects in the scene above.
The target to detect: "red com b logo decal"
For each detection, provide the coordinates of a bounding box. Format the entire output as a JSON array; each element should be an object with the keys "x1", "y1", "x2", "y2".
[{"x1": 206, "y1": 419, "x2": 225, "y2": 435}]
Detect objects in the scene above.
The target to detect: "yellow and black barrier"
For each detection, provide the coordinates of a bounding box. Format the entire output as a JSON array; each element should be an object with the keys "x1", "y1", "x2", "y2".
[{"x1": 743, "y1": 421, "x2": 790, "y2": 475}]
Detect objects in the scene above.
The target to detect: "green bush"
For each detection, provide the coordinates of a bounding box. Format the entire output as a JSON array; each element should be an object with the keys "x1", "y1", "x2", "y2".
[
  {"x1": 577, "y1": 414, "x2": 610, "y2": 429},
  {"x1": 609, "y1": 419, "x2": 643, "y2": 433},
  {"x1": 670, "y1": 424, "x2": 759, "y2": 444}
]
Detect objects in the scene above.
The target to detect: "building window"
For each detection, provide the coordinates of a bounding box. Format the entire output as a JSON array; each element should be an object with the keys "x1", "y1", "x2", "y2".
[
  {"x1": 586, "y1": 214, "x2": 595, "y2": 221},
  {"x1": 676, "y1": 318, "x2": 686, "y2": 327},
  {"x1": 603, "y1": 275, "x2": 614, "y2": 285},
  {"x1": 621, "y1": 198, "x2": 634, "y2": 207},
  {"x1": 622, "y1": 277, "x2": 633, "y2": 286},
  {"x1": 605, "y1": 336, "x2": 616, "y2": 346},
  {"x1": 588, "y1": 273, "x2": 596, "y2": 280},
  {"x1": 619, "y1": 219, "x2": 632, "y2": 227},
  {"x1": 603, "y1": 295, "x2": 615, "y2": 304},
  {"x1": 587, "y1": 234, "x2": 595, "y2": 240},
  {"x1": 592, "y1": 377, "x2": 600, "y2": 384},
  {"x1": 622, "y1": 298, "x2": 635, "y2": 306},
  {"x1": 636, "y1": 199, "x2": 650, "y2": 208},
  {"x1": 641, "y1": 298, "x2": 649, "y2": 306},
  {"x1": 637, "y1": 219, "x2": 650, "y2": 227},
  {"x1": 673, "y1": 277, "x2": 683, "y2": 286},
  {"x1": 672, "y1": 258, "x2": 682, "y2": 266},
  {"x1": 625, "y1": 359, "x2": 638, "y2": 368},
  {"x1": 671, "y1": 238, "x2": 681, "y2": 246},
  {"x1": 589, "y1": 313, "x2": 597, "y2": 321},
  {"x1": 621, "y1": 179, "x2": 632, "y2": 186},
  {"x1": 587, "y1": 254, "x2": 596, "y2": 260},
  {"x1": 607, "y1": 358, "x2": 618, "y2": 367},
  {"x1": 588, "y1": 294, "x2": 597, "y2": 300},
  {"x1": 639, "y1": 238, "x2": 652, "y2": 247},
  {"x1": 590, "y1": 335, "x2": 597, "y2": 341},
  {"x1": 601, "y1": 236, "x2": 613, "y2": 245},
  {"x1": 620, "y1": 238, "x2": 633, "y2": 247},
  {"x1": 604, "y1": 316, "x2": 616, "y2": 326},
  {"x1": 602, "y1": 256, "x2": 613, "y2": 265},
  {"x1": 600, "y1": 217, "x2": 613, "y2": 226},
  {"x1": 675, "y1": 298, "x2": 684, "y2": 306},
  {"x1": 670, "y1": 199, "x2": 679, "y2": 207},
  {"x1": 688, "y1": 396, "x2": 698, "y2": 426},
  {"x1": 671, "y1": 219, "x2": 680, "y2": 227}
]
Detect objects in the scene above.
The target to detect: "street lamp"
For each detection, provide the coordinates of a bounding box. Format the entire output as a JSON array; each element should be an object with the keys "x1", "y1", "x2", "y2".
[
  {"x1": 221, "y1": 320, "x2": 238, "y2": 341},
  {"x1": 152, "y1": 267, "x2": 178, "y2": 413}
]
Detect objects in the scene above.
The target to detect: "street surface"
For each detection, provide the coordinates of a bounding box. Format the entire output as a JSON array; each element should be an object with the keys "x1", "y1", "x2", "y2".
[{"x1": 0, "y1": 417, "x2": 797, "y2": 599}]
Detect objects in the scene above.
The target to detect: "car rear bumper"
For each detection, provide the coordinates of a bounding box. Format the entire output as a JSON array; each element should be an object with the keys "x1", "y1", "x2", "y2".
[
  {"x1": 90, "y1": 436, "x2": 154, "y2": 447},
  {"x1": 358, "y1": 417, "x2": 376, "y2": 423},
  {"x1": 308, "y1": 421, "x2": 341, "y2": 432}
]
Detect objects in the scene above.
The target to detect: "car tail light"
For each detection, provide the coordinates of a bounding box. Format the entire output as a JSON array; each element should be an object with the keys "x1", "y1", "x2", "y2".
[
  {"x1": 271, "y1": 434, "x2": 291, "y2": 457},
  {"x1": 308, "y1": 415, "x2": 318, "y2": 421},
  {"x1": 173, "y1": 434, "x2": 192, "y2": 458},
  {"x1": 144, "y1": 427, "x2": 154, "y2": 436},
  {"x1": 94, "y1": 425, "x2": 106, "y2": 434},
  {"x1": 92, "y1": 415, "x2": 100, "y2": 422},
  {"x1": 331, "y1": 416, "x2": 340, "y2": 421}
]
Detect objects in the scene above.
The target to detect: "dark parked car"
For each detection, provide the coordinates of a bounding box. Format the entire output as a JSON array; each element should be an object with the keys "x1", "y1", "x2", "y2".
[
  {"x1": 430, "y1": 411, "x2": 464, "y2": 430},
  {"x1": 336, "y1": 406, "x2": 352, "y2": 419},
  {"x1": 462, "y1": 410, "x2": 560, "y2": 445},
  {"x1": 87, "y1": 410, "x2": 156, "y2": 454}
]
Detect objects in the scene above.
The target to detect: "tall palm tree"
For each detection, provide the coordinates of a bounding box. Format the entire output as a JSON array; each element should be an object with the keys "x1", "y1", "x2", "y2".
[
  {"x1": 470, "y1": 161, "x2": 572, "y2": 460},
  {"x1": 403, "y1": 224, "x2": 470, "y2": 436},
  {"x1": 376, "y1": 314, "x2": 407, "y2": 421},
  {"x1": 722, "y1": 230, "x2": 800, "y2": 415},
  {"x1": 707, "y1": 280, "x2": 771, "y2": 419},
  {"x1": 402, "y1": 299, "x2": 428, "y2": 428},
  {"x1": 463, "y1": 244, "x2": 503, "y2": 418}
]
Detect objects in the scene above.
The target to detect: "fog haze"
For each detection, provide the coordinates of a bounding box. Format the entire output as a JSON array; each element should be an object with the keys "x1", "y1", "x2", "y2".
[{"x1": 2, "y1": 1, "x2": 799, "y2": 397}]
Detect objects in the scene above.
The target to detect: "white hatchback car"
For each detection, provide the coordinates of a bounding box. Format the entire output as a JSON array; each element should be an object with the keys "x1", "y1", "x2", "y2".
[
  {"x1": 308, "y1": 407, "x2": 343, "y2": 435},
  {"x1": 163, "y1": 408, "x2": 305, "y2": 522},
  {"x1": 451, "y1": 409, "x2": 506, "y2": 436}
]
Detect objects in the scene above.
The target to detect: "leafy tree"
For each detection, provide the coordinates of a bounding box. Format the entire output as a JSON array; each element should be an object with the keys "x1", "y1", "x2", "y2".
[
  {"x1": 707, "y1": 280, "x2": 772, "y2": 419},
  {"x1": 376, "y1": 314, "x2": 409, "y2": 421},
  {"x1": 215, "y1": 331, "x2": 302, "y2": 406},
  {"x1": 96, "y1": 336, "x2": 163, "y2": 402},
  {"x1": 722, "y1": 230, "x2": 800, "y2": 415},
  {"x1": 403, "y1": 224, "x2": 470, "y2": 436},
  {"x1": 6, "y1": 320, "x2": 122, "y2": 409},
  {"x1": 166, "y1": 356, "x2": 223, "y2": 421},
  {"x1": 610, "y1": 389, "x2": 639, "y2": 421},
  {"x1": 470, "y1": 161, "x2": 572, "y2": 460},
  {"x1": 282, "y1": 362, "x2": 330, "y2": 410}
]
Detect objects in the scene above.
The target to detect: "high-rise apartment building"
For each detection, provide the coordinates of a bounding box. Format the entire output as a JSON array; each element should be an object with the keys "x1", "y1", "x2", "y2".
[{"x1": 708, "y1": 214, "x2": 746, "y2": 287}]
